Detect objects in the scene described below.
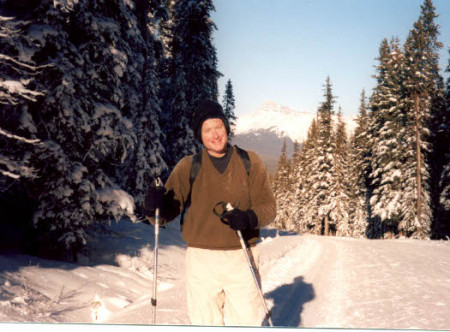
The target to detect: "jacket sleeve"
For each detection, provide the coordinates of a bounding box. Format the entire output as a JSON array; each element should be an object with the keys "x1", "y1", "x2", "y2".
[
  {"x1": 248, "y1": 151, "x2": 277, "y2": 228},
  {"x1": 146, "y1": 155, "x2": 192, "y2": 225}
]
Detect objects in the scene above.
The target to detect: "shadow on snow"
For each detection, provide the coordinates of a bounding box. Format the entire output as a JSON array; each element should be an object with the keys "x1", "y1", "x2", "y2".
[{"x1": 266, "y1": 275, "x2": 315, "y2": 327}]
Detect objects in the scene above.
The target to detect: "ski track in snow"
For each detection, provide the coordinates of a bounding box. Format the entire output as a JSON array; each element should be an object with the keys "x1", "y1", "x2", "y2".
[
  {"x1": 1, "y1": 222, "x2": 449, "y2": 329},
  {"x1": 297, "y1": 236, "x2": 450, "y2": 330}
]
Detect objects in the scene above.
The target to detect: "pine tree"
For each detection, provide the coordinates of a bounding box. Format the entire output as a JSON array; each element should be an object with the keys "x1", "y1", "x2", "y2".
[
  {"x1": 0, "y1": 0, "x2": 167, "y2": 258},
  {"x1": 119, "y1": 0, "x2": 168, "y2": 211},
  {"x1": 332, "y1": 107, "x2": 351, "y2": 236},
  {"x1": 292, "y1": 118, "x2": 319, "y2": 233},
  {"x1": 222, "y1": 79, "x2": 237, "y2": 138},
  {"x1": 315, "y1": 77, "x2": 337, "y2": 235},
  {"x1": 0, "y1": 11, "x2": 48, "y2": 250},
  {"x1": 273, "y1": 139, "x2": 291, "y2": 230},
  {"x1": 0, "y1": 13, "x2": 45, "y2": 184},
  {"x1": 32, "y1": 0, "x2": 150, "y2": 255},
  {"x1": 400, "y1": 0, "x2": 443, "y2": 238},
  {"x1": 161, "y1": 0, "x2": 222, "y2": 168},
  {"x1": 368, "y1": 38, "x2": 407, "y2": 238},
  {"x1": 437, "y1": 48, "x2": 450, "y2": 237},
  {"x1": 366, "y1": 38, "x2": 390, "y2": 238},
  {"x1": 287, "y1": 140, "x2": 301, "y2": 230},
  {"x1": 292, "y1": 78, "x2": 337, "y2": 235},
  {"x1": 429, "y1": 74, "x2": 448, "y2": 238},
  {"x1": 349, "y1": 90, "x2": 370, "y2": 238}
]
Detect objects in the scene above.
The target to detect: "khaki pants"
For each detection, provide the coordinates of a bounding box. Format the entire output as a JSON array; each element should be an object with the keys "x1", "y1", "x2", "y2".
[{"x1": 186, "y1": 246, "x2": 265, "y2": 326}]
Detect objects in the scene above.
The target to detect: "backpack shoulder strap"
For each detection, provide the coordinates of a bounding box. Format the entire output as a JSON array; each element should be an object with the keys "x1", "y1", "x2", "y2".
[
  {"x1": 235, "y1": 145, "x2": 251, "y2": 176},
  {"x1": 190, "y1": 151, "x2": 202, "y2": 186},
  {"x1": 180, "y1": 151, "x2": 202, "y2": 231}
]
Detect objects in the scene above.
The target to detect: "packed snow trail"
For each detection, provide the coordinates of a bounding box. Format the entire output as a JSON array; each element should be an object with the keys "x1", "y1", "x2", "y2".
[
  {"x1": 283, "y1": 235, "x2": 450, "y2": 329},
  {"x1": 105, "y1": 227, "x2": 450, "y2": 329},
  {"x1": 1, "y1": 220, "x2": 450, "y2": 329}
]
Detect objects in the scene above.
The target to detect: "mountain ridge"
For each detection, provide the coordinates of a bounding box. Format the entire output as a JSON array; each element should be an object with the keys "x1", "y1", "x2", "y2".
[{"x1": 231, "y1": 101, "x2": 357, "y2": 174}]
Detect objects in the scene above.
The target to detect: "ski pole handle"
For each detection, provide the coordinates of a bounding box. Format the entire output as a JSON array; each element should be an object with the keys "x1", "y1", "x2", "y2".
[{"x1": 153, "y1": 177, "x2": 163, "y2": 229}]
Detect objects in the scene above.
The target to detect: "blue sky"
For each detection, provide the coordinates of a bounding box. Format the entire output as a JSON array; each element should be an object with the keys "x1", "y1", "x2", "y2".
[{"x1": 211, "y1": 0, "x2": 450, "y2": 117}]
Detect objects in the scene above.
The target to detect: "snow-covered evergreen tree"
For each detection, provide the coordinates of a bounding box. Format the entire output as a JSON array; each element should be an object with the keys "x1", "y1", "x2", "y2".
[
  {"x1": 273, "y1": 139, "x2": 292, "y2": 230},
  {"x1": 118, "y1": 0, "x2": 168, "y2": 212},
  {"x1": 0, "y1": 0, "x2": 166, "y2": 258},
  {"x1": 368, "y1": 38, "x2": 407, "y2": 238},
  {"x1": 332, "y1": 108, "x2": 351, "y2": 236},
  {"x1": 400, "y1": 0, "x2": 442, "y2": 239},
  {"x1": 437, "y1": 48, "x2": 450, "y2": 237},
  {"x1": 291, "y1": 119, "x2": 320, "y2": 233},
  {"x1": 291, "y1": 78, "x2": 337, "y2": 235},
  {"x1": 31, "y1": 0, "x2": 144, "y2": 255},
  {"x1": 161, "y1": 0, "x2": 222, "y2": 168},
  {"x1": 315, "y1": 77, "x2": 337, "y2": 235},
  {"x1": 222, "y1": 79, "x2": 237, "y2": 138},
  {"x1": 0, "y1": 14, "x2": 45, "y2": 185},
  {"x1": 367, "y1": 0, "x2": 444, "y2": 239},
  {"x1": 348, "y1": 90, "x2": 370, "y2": 238}
]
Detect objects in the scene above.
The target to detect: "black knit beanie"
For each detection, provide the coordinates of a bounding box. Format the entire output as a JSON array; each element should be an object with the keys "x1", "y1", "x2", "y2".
[{"x1": 191, "y1": 100, "x2": 230, "y2": 142}]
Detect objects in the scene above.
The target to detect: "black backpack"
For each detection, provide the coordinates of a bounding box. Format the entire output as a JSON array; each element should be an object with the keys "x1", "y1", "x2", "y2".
[{"x1": 179, "y1": 145, "x2": 251, "y2": 230}]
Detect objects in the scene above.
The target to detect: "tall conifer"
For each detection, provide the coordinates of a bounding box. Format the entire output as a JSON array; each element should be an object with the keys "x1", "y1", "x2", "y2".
[
  {"x1": 369, "y1": 38, "x2": 407, "y2": 238},
  {"x1": 162, "y1": 0, "x2": 222, "y2": 168},
  {"x1": 400, "y1": 0, "x2": 442, "y2": 238},
  {"x1": 273, "y1": 139, "x2": 292, "y2": 230},
  {"x1": 332, "y1": 108, "x2": 351, "y2": 236},
  {"x1": 349, "y1": 90, "x2": 370, "y2": 238},
  {"x1": 314, "y1": 77, "x2": 336, "y2": 235},
  {"x1": 291, "y1": 120, "x2": 319, "y2": 233},
  {"x1": 222, "y1": 79, "x2": 237, "y2": 138},
  {"x1": 437, "y1": 49, "x2": 450, "y2": 236}
]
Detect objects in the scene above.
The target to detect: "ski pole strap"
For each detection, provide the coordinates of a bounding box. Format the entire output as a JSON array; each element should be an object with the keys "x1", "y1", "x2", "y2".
[
  {"x1": 151, "y1": 298, "x2": 157, "y2": 306},
  {"x1": 213, "y1": 201, "x2": 231, "y2": 225},
  {"x1": 153, "y1": 177, "x2": 163, "y2": 188}
]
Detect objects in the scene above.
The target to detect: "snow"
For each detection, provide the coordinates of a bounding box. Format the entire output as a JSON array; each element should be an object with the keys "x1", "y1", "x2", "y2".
[
  {"x1": 97, "y1": 188, "x2": 136, "y2": 221},
  {"x1": 0, "y1": 219, "x2": 449, "y2": 331}
]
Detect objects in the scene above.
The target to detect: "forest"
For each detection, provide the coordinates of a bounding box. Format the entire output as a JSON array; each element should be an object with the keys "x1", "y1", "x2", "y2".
[
  {"x1": 0, "y1": 0, "x2": 449, "y2": 263},
  {"x1": 0, "y1": 0, "x2": 239, "y2": 259},
  {"x1": 272, "y1": 0, "x2": 450, "y2": 240}
]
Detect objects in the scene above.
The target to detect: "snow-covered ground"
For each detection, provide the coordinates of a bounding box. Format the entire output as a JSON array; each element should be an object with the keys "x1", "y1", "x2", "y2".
[{"x1": 1, "y1": 218, "x2": 450, "y2": 330}]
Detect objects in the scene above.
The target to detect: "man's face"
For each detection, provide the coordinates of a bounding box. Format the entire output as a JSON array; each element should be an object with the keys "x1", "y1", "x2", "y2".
[{"x1": 201, "y1": 118, "x2": 228, "y2": 157}]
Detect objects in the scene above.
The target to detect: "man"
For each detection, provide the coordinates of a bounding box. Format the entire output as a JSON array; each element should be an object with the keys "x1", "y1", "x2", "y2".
[{"x1": 144, "y1": 99, "x2": 276, "y2": 326}]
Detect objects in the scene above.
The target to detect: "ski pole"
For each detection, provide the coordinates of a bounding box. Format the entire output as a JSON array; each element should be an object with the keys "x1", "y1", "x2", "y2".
[
  {"x1": 235, "y1": 228, "x2": 274, "y2": 327},
  {"x1": 151, "y1": 177, "x2": 163, "y2": 325},
  {"x1": 213, "y1": 202, "x2": 273, "y2": 327}
]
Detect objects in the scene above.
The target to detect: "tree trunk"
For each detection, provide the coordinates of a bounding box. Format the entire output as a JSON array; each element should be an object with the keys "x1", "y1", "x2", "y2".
[
  {"x1": 324, "y1": 214, "x2": 329, "y2": 236},
  {"x1": 415, "y1": 94, "x2": 422, "y2": 224}
]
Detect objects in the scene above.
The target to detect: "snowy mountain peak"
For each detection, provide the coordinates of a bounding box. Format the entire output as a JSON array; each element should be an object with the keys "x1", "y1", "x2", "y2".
[
  {"x1": 235, "y1": 101, "x2": 315, "y2": 143},
  {"x1": 235, "y1": 101, "x2": 357, "y2": 143}
]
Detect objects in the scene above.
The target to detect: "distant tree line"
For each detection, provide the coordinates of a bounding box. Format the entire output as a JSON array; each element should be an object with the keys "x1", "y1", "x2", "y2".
[
  {"x1": 273, "y1": 0, "x2": 450, "y2": 240},
  {"x1": 0, "y1": 0, "x2": 236, "y2": 259}
]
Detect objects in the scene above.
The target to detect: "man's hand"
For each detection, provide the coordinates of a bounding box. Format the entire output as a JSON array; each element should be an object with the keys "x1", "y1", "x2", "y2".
[
  {"x1": 144, "y1": 184, "x2": 165, "y2": 219},
  {"x1": 222, "y1": 208, "x2": 258, "y2": 231}
]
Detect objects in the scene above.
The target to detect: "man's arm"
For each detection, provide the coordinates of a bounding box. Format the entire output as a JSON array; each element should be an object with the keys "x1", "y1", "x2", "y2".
[
  {"x1": 247, "y1": 151, "x2": 277, "y2": 228},
  {"x1": 145, "y1": 155, "x2": 193, "y2": 225}
]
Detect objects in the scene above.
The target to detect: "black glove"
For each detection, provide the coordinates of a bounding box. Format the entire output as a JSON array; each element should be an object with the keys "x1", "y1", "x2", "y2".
[
  {"x1": 144, "y1": 184, "x2": 165, "y2": 218},
  {"x1": 222, "y1": 208, "x2": 258, "y2": 231}
]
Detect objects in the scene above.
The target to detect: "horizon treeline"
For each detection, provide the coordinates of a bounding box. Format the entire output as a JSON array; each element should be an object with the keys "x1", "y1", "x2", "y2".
[
  {"x1": 273, "y1": 0, "x2": 450, "y2": 240},
  {"x1": 0, "y1": 0, "x2": 237, "y2": 259}
]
